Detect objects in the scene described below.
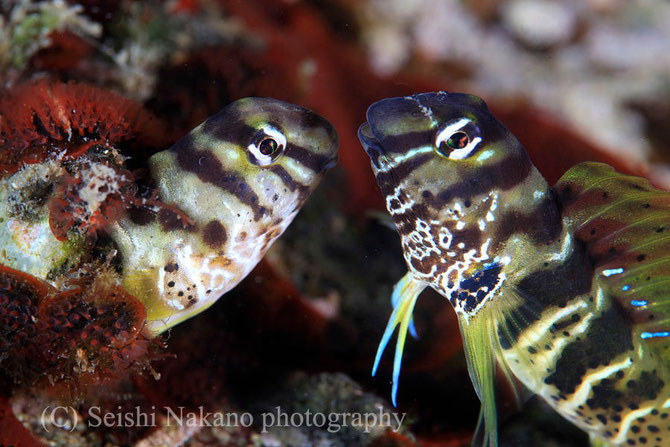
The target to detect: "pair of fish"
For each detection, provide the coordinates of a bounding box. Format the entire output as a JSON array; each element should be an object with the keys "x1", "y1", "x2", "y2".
[
  {"x1": 145, "y1": 93, "x2": 670, "y2": 447},
  {"x1": 2, "y1": 88, "x2": 667, "y2": 447}
]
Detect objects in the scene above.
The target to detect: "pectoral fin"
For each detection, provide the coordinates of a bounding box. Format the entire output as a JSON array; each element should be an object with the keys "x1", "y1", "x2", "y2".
[
  {"x1": 391, "y1": 275, "x2": 420, "y2": 339},
  {"x1": 372, "y1": 272, "x2": 427, "y2": 406}
]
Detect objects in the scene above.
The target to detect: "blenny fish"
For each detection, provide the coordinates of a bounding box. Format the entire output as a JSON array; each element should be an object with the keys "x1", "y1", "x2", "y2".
[
  {"x1": 359, "y1": 92, "x2": 670, "y2": 447},
  {"x1": 111, "y1": 98, "x2": 338, "y2": 334},
  {"x1": 1, "y1": 97, "x2": 338, "y2": 336}
]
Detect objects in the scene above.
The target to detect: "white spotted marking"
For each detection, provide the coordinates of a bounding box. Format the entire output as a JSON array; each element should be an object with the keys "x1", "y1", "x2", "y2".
[
  {"x1": 438, "y1": 226, "x2": 453, "y2": 249},
  {"x1": 386, "y1": 184, "x2": 416, "y2": 216}
]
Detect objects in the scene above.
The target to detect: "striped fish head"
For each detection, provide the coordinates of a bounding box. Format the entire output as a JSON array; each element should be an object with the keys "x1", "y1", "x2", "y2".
[
  {"x1": 359, "y1": 92, "x2": 549, "y2": 316},
  {"x1": 163, "y1": 97, "x2": 339, "y2": 232},
  {"x1": 201, "y1": 97, "x2": 339, "y2": 218},
  {"x1": 129, "y1": 98, "x2": 337, "y2": 333}
]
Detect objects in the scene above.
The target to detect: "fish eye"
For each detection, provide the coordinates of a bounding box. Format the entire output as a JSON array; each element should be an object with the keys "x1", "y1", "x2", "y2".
[
  {"x1": 438, "y1": 131, "x2": 470, "y2": 154},
  {"x1": 435, "y1": 119, "x2": 482, "y2": 160},
  {"x1": 447, "y1": 131, "x2": 470, "y2": 149},
  {"x1": 248, "y1": 125, "x2": 286, "y2": 166},
  {"x1": 259, "y1": 137, "x2": 279, "y2": 155}
]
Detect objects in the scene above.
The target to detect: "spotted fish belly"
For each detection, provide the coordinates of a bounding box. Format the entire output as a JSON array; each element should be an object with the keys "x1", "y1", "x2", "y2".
[{"x1": 114, "y1": 213, "x2": 294, "y2": 334}]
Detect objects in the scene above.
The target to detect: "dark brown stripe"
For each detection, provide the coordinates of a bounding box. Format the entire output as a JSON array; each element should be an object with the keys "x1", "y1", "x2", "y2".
[
  {"x1": 269, "y1": 165, "x2": 310, "y2": 201},
  {"x1": 494, "y1": 194, "x2": 562, "y2": 248},
  {"x1": 299, "y1": 111, "x2": 339, "y2": 150},
  {"x1": 544, "y1": 305, "x2": 634, "y2": 395},
  {"x1": 375, "y1": 153, "x2": 434, "y2": 194},
  {"x1": 429, "y1": 150, "x2": 533, "y2": 207},
  {"x1": 284, "y1": 144, "x2": 335, "y2": 173},
  {"x1": 377, "y1": 130, "x2": 433, "y2": 154},
  {"x1": 498, "y1": 240, "x2": 593, "y2": 349},
  {"x1": 171, "y1": 135, "x2": 269, "y2": 221},
  {"x1": 199, "y1": 109, "x2": 251, "y2": 143}
]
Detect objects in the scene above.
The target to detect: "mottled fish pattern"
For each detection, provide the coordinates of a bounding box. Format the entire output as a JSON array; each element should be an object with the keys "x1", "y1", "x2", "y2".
[
  {"x1": 112, "y1": 98, "x2": 338, "y2": 334},
  {"x1": 359, "y1": 92, "x2": 670, "y2": 447}
]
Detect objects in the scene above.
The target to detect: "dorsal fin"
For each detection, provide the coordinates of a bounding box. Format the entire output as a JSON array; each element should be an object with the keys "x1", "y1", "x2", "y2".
[{"x1": 554, "y1": 162, "x2": 670, "y2": 347}]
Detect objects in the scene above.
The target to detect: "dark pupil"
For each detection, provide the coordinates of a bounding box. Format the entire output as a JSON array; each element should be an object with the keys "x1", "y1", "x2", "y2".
[
  {"x1": 447, "y1": 132, "x2": 469, "y2": 149},
  {"x1": 259, "y1": 138, "x2": 278, "y2": 156}
]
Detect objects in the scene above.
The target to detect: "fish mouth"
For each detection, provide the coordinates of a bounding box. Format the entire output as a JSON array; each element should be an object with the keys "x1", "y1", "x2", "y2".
[
  {"x1": 323, "y1": 153, "x2": 339, "y2": 171},
  {"x1": 358, "y1": 122, "x2": 387, "y2": 169}
]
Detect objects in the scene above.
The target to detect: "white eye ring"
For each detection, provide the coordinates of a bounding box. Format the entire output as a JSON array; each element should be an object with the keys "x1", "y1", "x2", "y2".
[
  {"x1": 435, "y1": 118, "x2": 482, "y2": 160},
  {"x1": 248, "y1": 125, "x2": 287, "y2": 166}
]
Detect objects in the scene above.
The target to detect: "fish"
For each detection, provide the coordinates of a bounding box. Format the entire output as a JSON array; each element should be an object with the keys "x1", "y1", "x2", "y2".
[
  {"x1": 105, "y1": 97, "x2": 338, "y2": 335},
  {"x1": 359, "y1": 91, "x2": 670, "y2": 447}
]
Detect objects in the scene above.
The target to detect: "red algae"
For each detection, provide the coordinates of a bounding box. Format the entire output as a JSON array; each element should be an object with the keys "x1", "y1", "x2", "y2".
[{"x1": 0, "y1": 80, "x2": 165, "y2": 176}]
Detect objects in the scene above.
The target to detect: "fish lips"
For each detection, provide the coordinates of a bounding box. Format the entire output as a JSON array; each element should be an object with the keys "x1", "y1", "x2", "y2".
[
  {"x1": 358, "y1": 122, "x2": 387, "y2": 170},
  {"x1": 322, "y1": 152, "x2": 339, "y2": 171}
]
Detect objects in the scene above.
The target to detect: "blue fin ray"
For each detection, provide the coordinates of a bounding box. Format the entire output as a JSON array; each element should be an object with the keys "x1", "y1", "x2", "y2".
[{"x1": 372, "y1": 272, "x2": 426, "y2": 406}]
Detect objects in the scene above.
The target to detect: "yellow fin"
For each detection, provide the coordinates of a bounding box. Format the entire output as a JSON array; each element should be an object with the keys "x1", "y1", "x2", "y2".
[
  {"x1": 459, "y1": 308, "x2": 499, "y2": 447},
  {"x1": 372, "y1": 272, "x2": 426, "y2": 406},
  {"x1": 460, "y1": 286, "x2": 547, "y2": 447}
]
